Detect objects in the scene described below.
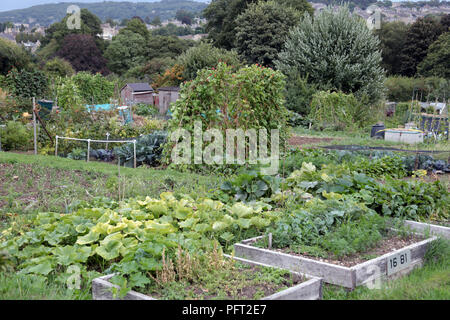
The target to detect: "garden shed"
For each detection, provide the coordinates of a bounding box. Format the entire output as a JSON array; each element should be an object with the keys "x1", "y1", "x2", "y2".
[
  {"x1": 158, "y1": 86, "x2": 179, "y2": 115},
  {"x1": 120, "y1": 83, "x2": 154, "y2": 105}
]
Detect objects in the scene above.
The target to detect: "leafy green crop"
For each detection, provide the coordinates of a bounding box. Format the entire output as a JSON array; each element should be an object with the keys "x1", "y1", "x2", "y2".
[
  {"x1": 114, "y1": 131, "x2": 168, "y2": 167},
  {"x1": 284, "y1": 162, "x2": 449, "y2": 221},
  {"x1": 219, "y1": 170, "x2": 281, "y2": 202},
  {"x1": 0, "y1": 192, "x2": 281, "y2": 295}
]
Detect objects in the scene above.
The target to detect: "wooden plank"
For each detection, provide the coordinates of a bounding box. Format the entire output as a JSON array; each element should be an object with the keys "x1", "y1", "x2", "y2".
[
  {"x1": 349, "y1": 237, "x2": 435, "y2": 286},
  {"x1": 92, "y1": 275, "x2": 155, "y2": 300},
  {"x1": 236, "y1": 236, "x2": 437, "y2": 289},
  {"x1": 234, "y1": 243, "x2": 354, "y2": 288},
  {"x1": 92, "y1": 256, "x2": 323, "y2": 300},
  {"x1": 404, "y1": 220, "x2": 450, "y2": 239}
]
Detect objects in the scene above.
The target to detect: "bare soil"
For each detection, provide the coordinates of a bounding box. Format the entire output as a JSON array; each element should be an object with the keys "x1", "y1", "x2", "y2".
[{"x1": 269, "y1": 234, "x2": 424, "y2": 267}]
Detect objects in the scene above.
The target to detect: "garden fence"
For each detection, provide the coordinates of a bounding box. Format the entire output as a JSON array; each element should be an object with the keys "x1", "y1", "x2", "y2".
[{"x1": 55, "y1": 135, "x2": 137, "y2": 168}]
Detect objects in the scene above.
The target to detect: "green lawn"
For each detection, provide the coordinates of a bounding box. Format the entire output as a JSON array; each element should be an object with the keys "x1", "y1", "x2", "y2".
[{"x1": 0, "y1": 152, "x2": 221, "y2": 219}]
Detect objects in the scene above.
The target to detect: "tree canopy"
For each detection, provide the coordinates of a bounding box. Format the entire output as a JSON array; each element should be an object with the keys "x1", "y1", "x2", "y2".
[
  {"x1": 0, "y1": 38, "x2": 30, "y2": 75},
  {"x1": 375, "y1": 21, "x2": 408, "y2": 75},
  {"x1": 234, "y1": 1, "x2": 304, "y2": 68},
  {"x1": 41, "y1": 8, "x2": 103, "y2": 47},
  {"x1": 276, "y1": 5, "x2": 385, "y2": 104},
  {"x1": 417, "y1": 32, "x2": 450, "y2": 78},
  {"x1": 176, "y1": 42, "x2": 242, "y2": 81},
  {"x1": 56, "y1": 34, "x2": 109, "y2": 75},
  {"x1": 399, "y1": 16, "x2": 446, "y2": 77}
]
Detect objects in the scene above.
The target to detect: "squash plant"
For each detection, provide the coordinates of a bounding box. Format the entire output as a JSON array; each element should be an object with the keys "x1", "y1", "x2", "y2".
[
  {"x1": 0, "y1": 192, "x2": 281, "y2": 295},
  {"x1": 219, "y1": 170, "x2": 281, "y2": 202}
]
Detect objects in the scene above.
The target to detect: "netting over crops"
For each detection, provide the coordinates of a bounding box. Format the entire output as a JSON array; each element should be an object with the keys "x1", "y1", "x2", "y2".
[{"x1": 321, "y1": 145, "x2": 449, "y2": 155}]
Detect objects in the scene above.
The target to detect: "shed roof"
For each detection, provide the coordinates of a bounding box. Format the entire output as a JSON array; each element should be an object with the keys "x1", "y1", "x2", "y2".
[
  {"x1": 123, "y1": 83, "x2": 153, "y2": 92},
  {"x1": 158, "y1": 86, "x2": 180, "y2": 92}
]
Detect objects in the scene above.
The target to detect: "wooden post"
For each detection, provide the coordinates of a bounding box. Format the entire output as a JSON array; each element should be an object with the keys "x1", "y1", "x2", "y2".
[
  {"x1": 33, "y1": 97, "x2": 37, "y2": 155},
  {"x1": 105, "y1": 132, "x2": 110, "y2": 150},
  {"x1": 0, "y1": 125, "x2": 4, "y2": 152},
  {"x1": 268, "y1": 233, "x2": 272, "y2": 249},
  {"x1": 133, "y1": 140, "x2": 137, "y2": 169},
  {"x1": 87, "y1": 139, "x2": 91, "y2": 162},
  {"x1": 55, "y1": 135, "x2": 58, "y2": 157}
]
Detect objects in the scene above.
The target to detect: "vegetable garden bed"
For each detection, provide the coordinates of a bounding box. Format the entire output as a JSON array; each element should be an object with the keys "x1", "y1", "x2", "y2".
[
  {"x1": 92, "y1": 256, "x2": 323, "y2": 300},
  {"x1": 403, "y1": 220, "x2": 450, "y2": 239},
  {"x1": 235, "y1": 234, "x2": 438, "y2": 289}
]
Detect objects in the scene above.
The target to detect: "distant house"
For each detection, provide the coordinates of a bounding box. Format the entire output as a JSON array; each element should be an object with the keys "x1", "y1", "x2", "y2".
[
  {"x1": 120, "y1": 83, "x2": 154, "y2": 105},
  {"x1": 178, "y1": 34, "x2": 208, "y2": 41},
  {"x1": 158, "y1": 86, "x2": 180, "y2": 115},
  {"x1": 0, "y1": 33, "x2": 16, "y2": 43}
]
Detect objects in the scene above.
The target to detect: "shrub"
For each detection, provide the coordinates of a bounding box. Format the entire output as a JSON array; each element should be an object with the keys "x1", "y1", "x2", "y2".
[
  {"x1": 72, "y1": 72, "x2": 116, "y2": 105},
  {"x1": 308, "y1": 90, "x2": 367, "y2": 131},
  {"x1": 165, "y1": 62, "x2": 289, "y2": 171},
  {"x1": 385, "y1": 76, "x2": 450, "y2": 102},
  {"x1": 284, "y1": 73, "x2": 317, "y2": 115},
  {"x1": 114, "y1": 131, "x2": 168, "y2": 167},
  {"x1": 1, "y1": 121, "x2": 32, "y2": 151},
  {"x1": 5, "y1": 68, "x2": 48, "y2": 98},
  {"x1": 43, "y1": 57, "x2": 75, "y2": 78}
]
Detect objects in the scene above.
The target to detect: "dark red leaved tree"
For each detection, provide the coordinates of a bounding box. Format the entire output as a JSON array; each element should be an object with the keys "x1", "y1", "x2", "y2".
[{"x1": 56, "y1": 34, "x2": 109, "y2": 75}]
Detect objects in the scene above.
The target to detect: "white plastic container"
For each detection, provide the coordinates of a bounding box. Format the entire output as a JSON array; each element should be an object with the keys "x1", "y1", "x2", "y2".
[{"x1": 385, "y1": 129, "x2": 424, "y2": 144}]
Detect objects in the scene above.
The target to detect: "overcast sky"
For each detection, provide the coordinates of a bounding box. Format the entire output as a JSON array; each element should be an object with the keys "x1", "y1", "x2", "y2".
[
  {"x1": 0, "y1": 0, "x2": 419, "y2": 13},
  {"x1": 0, "y1": 1, "x2": 209, "y2": 12}
]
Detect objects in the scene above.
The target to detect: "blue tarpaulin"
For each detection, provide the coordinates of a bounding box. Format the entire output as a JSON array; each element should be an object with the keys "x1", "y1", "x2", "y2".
[{"x1": 86, "y1": 104, "x2": 114, "y2": 112}]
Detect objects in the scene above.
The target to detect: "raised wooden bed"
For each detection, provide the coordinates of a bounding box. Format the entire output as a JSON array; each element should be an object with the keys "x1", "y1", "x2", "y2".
[
  {"x1": 404, "y1": 220, "x2": 450, "y2": 239},
  {"x1": 234, "y1": 235, "x2": 438, "y2": 289},
  {"x1": 92, "y1": 255, "x2": 323, "y2": 300}
]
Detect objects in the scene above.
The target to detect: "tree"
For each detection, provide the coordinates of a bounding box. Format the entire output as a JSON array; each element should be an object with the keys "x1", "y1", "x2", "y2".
[
  {"x1": 176, "y1": 42, "x2": 242, "y2": 81},
  {"x1": 105, "y1": 18, "x2": 118, "y2": 27},
  {"x1": 417, "y1": 32, "x2": 450, "y2": 79},
  {"x1": 41, "y1": 9, "x2": 103, "y2": 47},
  {"x1": 150, "y1": 16, "x2": 162, "y2": 26},
  {"x1": 43, "y1": 57, "x2": 75, "y2": 78},
  {"x1": 125, "y1": 57, "x2": 175, "y2": 82},
  {"x1": 234, "y1": 1, "x2": 303, "y2": 68},
  {"x1": 147, "y1": 35, "x2": 195, "y2": 60},
  {"x1": 374, "y1": 21, "x2": 408, "y2": 75},
  {"x1": 276, "y1": 5, "x2": 385, "y2": 105},
  {"x1": 175, "y1": 10, "x2": 195, "y2": 25},
  {"x1": 278, "y1": 0, "x2": 314, "y2": 15},
  {"x1": 104, "y1": 30, "x2": 147, "y2": 75},
  {"x1": 120, "y1": 18, "x2": 150, "y2": 40},
  {"x1": 0, "y1": 38, "x2": 30, "y2": 75},
  {"x1": 440, "y1": 13, "x2": 450, "y2": 31},
  {"x1": 57, "y1": 34, "x2": 109, "y2": 75},
  {"x1": 204, "y1": 0, "x2": 258, "y2": 49},
  {"x1": 399, "y1": 16, "x2": 445, "y2": 77},
  {"x1": 204, "y1": 0, "x2": 312, "y2": 50}
]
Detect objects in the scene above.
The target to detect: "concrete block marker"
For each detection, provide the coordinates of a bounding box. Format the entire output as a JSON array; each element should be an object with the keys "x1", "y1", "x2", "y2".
[
  {"x1": 92, "y1": 255, "x2": 323, "y2": 300},
  {"x1": 234, "y1": 235, "x2": 438, "y2": 289}
]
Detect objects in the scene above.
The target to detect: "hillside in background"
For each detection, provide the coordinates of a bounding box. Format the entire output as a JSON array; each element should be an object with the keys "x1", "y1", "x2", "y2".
[{"x1": 0, "y1": 1, "x2": 208, "y2": 26}]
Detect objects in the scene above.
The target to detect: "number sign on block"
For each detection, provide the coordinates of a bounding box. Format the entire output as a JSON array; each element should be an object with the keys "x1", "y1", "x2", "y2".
[{"x1": 387, "y1": 249, "x2": 411, "y2": 276}]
